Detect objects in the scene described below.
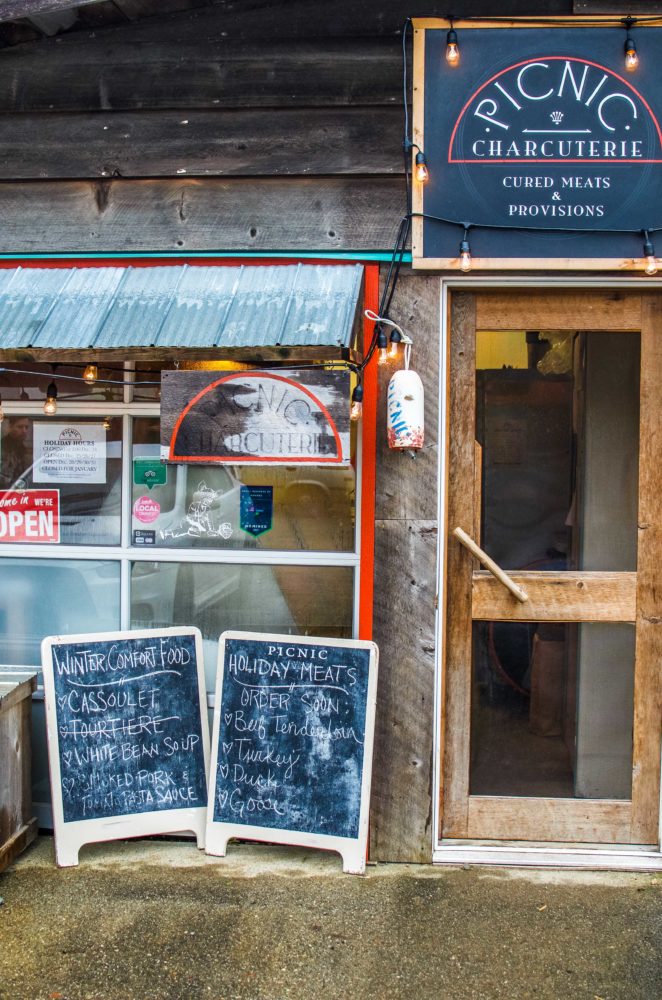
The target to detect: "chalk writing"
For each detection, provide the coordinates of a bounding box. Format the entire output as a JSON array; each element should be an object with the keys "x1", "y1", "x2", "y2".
[
  {"x1": 48, "y1": 633, "x2": 207, "y2": 822},
  {"x1": 212, "y1": 637, "x2": 371, "y2": 838}
]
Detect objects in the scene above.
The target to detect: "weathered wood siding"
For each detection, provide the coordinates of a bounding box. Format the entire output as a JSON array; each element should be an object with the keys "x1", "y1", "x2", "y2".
[
  {"x1": 0, "y1": 0, "x2": 571, "y2": 252},
  {"x1": 370, "y1": 272, "x2": 440, "y2": 862}
]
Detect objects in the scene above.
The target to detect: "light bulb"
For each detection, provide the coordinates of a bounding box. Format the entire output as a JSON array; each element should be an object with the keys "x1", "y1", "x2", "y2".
[
  {"x1": 625, "y1": 39, "x2": 638, "y2": 71},
  {"x1": 102, "y1": 416, "x2": 112, "y2": 430},
  {"x1": 446, "y1": 28, "x2": 460, "y2": 66},
  {"x1": 643, "y1": 234, "x2": 657, "y2": 274},
  {"x1": 376, "y1": 326, "x2": 389, "y2": 365},
  {"x1": 83, "y1": 363, "x2": 98, "y2": 384},
  {"x1": 388, "y1": 329, "x2": 403, "y2": 359},
  {"x1": 0, "y1": 393, "x2": 4, "y2": 423},
  {"x1": 350, "y1": 384, "x2": 363, "y2": 421},
  {"x1": 414, "y1": 152, "x2": 429, "y2": 184},
  {"x1": 44, "y1": 381, "x2": 58, "y2": 415}
]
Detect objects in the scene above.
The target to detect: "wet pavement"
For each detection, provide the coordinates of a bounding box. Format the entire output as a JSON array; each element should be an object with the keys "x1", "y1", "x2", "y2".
[{"x1": 1, "y1": 837, "x2": 660, "y2": 1000}]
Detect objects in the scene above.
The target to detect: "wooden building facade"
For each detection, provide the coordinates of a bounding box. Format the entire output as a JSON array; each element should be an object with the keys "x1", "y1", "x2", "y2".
[{"x1": 0, "y1": 0, "x2": 660, "y2": 869}]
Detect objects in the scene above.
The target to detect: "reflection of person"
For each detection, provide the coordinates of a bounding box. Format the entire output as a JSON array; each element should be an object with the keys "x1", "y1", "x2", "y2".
[{"x1": 0, "y1": 416, "x2": 31, "y2": 487}]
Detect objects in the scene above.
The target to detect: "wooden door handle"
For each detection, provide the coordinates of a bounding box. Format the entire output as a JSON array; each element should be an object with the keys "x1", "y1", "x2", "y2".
[{"x1": 453, "y1": 527, "x2": 529, "y2": 603}]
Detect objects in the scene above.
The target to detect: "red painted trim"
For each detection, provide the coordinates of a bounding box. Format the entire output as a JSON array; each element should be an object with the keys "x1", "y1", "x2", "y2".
[
  {"x1": 448, "y1": 56, "x2": 662, "y2": 162},
  {"x1": 169, "y1": 371, "x2": 344, "y2": 462},
  {"x1": 358, "y1": 265, "x2": 379, "y2": 642}
]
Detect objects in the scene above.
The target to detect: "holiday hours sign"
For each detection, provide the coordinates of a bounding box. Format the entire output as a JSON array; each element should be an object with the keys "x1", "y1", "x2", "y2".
[{"x1": 412, "y1": 22, "x2": 662, "y2": 268}]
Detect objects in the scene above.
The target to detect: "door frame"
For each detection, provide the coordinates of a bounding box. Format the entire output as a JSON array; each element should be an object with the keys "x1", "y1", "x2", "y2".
[{"x1": 433, "y1": 277, "x2": 662, "y2": 870}]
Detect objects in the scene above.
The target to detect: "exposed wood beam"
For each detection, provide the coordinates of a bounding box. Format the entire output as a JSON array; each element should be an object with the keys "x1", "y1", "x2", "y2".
[
  {"x1": 0, "y1": 108, "x2": 403, "y2": 179},
  {"x1": 0, "y1": 1, "x2": 104, "y2": 23},
  {"x1": 0, "y1": 176, "x2": 405, "y2": 253}
]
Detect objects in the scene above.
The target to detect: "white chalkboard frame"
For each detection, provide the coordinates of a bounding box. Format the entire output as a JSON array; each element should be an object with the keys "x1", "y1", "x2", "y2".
[
  {"x1": 205, "y1": 631, "x2": 379, "y2": 875},
  {"x1": 41, "y1": 626, "x2": 210, "y2": 867}
]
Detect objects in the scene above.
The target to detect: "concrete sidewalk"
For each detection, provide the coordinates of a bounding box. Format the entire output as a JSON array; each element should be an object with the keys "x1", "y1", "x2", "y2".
[{"x1": 0, "y1": 838, "x2": 660, "y2": 1000}]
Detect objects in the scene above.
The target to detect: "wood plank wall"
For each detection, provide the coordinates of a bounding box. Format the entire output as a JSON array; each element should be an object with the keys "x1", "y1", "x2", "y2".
[
  {"x1": 0, "y1": 0, "x2": 571, "y2": 253},
  {"x1": 370, "y1": 272, "x2": 440, "y2": 862}
]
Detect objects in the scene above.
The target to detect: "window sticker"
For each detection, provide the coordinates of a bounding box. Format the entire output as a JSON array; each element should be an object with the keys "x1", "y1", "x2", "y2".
[
  {"x1": 240, "y1": 485, "x2": 273, "y2": 537},
  {"x1": 133, "y1": 457, "x2": 167, "y2": 490},
  {"x1": 133, "y1": 495, "x2": 161, "y2": 524},
  {"x1": 133, "y1": 529, "x2": 156, "y2": 545},
  {"x1": 33, "y1": 423, "x2": 106, "y2": 485},
  {"x1": 0, "y1": 489, "x2": 60, "y2": 543}
]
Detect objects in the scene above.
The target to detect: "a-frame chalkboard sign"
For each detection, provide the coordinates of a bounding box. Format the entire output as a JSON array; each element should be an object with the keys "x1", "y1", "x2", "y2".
[
  {"x1": 41, "y1": 627, "x2": 210, "y2": 867},
  {"x1": 206, "y1": 631, "x2": 379, "y2": 874}
]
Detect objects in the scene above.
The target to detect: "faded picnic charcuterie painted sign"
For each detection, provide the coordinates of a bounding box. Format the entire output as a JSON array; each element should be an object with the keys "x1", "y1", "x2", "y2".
[{"x1": 160, "y1": 369, "x2": 350, "y2": 465}]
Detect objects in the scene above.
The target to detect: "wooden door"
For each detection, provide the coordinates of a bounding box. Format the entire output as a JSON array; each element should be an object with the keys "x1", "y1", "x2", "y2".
[{"x1": 441, "y1": 291, "x2": 661, "y2": 845}]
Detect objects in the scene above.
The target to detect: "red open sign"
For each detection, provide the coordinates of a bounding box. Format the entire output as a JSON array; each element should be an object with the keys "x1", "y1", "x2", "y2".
[{"x1": 0, "y1": 489, "x2": 60, "y2": 543}]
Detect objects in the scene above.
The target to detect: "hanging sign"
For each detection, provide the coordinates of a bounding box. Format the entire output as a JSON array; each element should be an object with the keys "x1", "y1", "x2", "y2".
[
  {"x1": 206, "y1": 631, "x2": 379, "y2": 874},
  {"x1": 160, "y1": 369, "x2": 350, "y2": 465},
  {"x1": 412, "y1": 21, "x2": 662, "y2": 269},
  {"x1": 41, "y1": 627, "x2": 210, "y2": 867},
  {"x1": 33, "y1": 423, "x2": 106, "y2": 484},
  {"x1": 0, "y1": 489, "x2": 60, "y2": 543}
]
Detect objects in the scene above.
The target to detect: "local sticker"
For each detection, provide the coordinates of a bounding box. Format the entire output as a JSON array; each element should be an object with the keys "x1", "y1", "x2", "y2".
[{"x1": 133, "y1": 495, "x2": 161, "y2": 524}]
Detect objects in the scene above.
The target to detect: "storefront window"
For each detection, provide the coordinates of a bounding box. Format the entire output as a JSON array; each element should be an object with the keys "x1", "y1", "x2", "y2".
[
  {"x1": 131, "y1": 561, "x2": 354, "y2": 689},
  {"x1": 1, "y1": 415, "x2": 123, "y2": 545},
  {"x1": 0, "y1": 558, "x2": 120, "y2": 668},
  {"x1": 132, "y1": 417, "x2": 356, "y2": 552}
]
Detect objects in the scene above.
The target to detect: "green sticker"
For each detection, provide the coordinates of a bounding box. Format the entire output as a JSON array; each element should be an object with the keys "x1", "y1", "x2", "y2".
[{"x1": 133, "y1": 457, "x2": 167, "y2": 490}]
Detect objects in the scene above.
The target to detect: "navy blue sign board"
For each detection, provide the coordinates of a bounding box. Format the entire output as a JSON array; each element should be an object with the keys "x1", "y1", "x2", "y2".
[
  {"x1": 412, "y1": 20, "x2": 662, "y2": 269},
  {"x1": 206, "y1": 632, "x2": 379, "y2": 874},
  {"x1": 41, "y1": 628, "x2": 210, "y2": 867}
]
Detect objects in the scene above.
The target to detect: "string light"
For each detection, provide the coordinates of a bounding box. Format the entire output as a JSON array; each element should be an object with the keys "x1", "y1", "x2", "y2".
[
  {"x1": 377, "y1": 325, "x2": 389, "y2": 364},
  {"x1": 446, "y1": 23, "x2": 460, "y2": 66},
  {"x1": 83, "y1": 363, "x2": 98, "y2": 384},
  {"x1": 459, "y1": 228, "x2": 472, "y2": 272},
  {"x1": 414, "y1": 151, "x2": 429, "y2": 184},
  {"x1": 350, "y1": 382, "x2": 364, "y2": 422},
  {"x1": 624, "y1": 18, "x2": 639, "y2": 71},
  {"x1": 365, "y1": 310, "x2": 410, "y2": 365},
  {"x1": 388, "y1": 326, "x2": 403, "y2": 359},
  {"x1": 43, "y1": 381, "x2": 58, "y2": 415},
  {"x1": 643, "y1": 231, "x2": 657, "y2": 275}
]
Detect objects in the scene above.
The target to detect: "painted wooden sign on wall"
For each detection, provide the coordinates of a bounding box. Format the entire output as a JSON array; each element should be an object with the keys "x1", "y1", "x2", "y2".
[
  {"x1": 206, "y1": 631, "x2": 379, "y2": 874},
  {"x1": 413, "y1": 21, "x2": 662, "y2": 269},
  {"x1": 160, "y1": 369, "x2": 350, "y2": 465}
]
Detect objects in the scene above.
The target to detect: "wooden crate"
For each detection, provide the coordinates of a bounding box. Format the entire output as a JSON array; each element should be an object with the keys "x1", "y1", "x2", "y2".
[{"x1": 0, "y1": 674, "x2": 38, "y2": 873}]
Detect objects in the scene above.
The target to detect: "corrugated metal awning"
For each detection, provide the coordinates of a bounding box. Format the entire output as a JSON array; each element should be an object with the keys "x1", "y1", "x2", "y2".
[{"x1": 0, "y1": 264, "x2": 363, "y2": 350}]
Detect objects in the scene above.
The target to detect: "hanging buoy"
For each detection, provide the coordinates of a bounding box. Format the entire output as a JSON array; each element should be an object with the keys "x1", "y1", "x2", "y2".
[{"x1": 387, "y1": 368, "x2": 424, "y2": 449}]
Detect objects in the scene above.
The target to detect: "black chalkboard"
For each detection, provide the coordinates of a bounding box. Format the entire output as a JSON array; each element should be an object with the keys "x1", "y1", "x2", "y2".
[
  {"x1": 206, "y1": 632, "x2": 378, "y2": 870},
  {"x1": 42, "y1": 628, "x2": 210, "y2": 864}
]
